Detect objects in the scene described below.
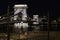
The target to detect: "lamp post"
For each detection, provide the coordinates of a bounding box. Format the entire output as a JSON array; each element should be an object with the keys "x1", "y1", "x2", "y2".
[
  {"x1": 7, "y1": 6, "x2": 10, "y2": 40},
  {"x1": 48, "y1": 11, "x2": 50, "y2": 40}
]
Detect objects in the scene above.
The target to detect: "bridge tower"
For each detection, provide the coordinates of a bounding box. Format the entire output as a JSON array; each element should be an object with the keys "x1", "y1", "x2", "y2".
[{"x1": 14, "y1": 4, "x2": 28, "y2": 29}]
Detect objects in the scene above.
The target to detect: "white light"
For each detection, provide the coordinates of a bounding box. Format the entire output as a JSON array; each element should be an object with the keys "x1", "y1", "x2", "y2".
[
  {"x1": 19, "y1": 23, "x2": 28, "y2": 28},
  {"x1": 0, "y1": 16, "x2": 1, "y2": 18},
  {"x1": 22, "y1": 17, "x2": 27, "y2": 21},
  {"x1": 33, "y1": 22, "x2": 39, "y2": 24},
  {"x1": 14, "y1": 23, "x2": 20, "y2": 27},
  {"x1": 14, "y1": 21, "x2": 28, "y2": 28},
  {"x1": 33, "y1": 15, "x2": 38, "y2": 18},
  {"x1": 14, "y1": 4, "x2": 27, "y2": 8},
  {"x1": 14, "y1": 16, "x2": 18, "y2": 20},
  {"x1": 23, "y1": 23, "x2": 28, "y2": 28}
]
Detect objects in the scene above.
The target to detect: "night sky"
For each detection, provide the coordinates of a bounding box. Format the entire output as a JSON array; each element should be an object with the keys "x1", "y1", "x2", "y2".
[{"x1": 0, "y1": 0, "x2": 60, "y2": 18}]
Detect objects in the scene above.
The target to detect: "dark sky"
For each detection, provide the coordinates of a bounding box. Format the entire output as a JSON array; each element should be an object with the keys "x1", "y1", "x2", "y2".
[{"x1": 0, "y1": 0, "x2": 60, "y2": 18}]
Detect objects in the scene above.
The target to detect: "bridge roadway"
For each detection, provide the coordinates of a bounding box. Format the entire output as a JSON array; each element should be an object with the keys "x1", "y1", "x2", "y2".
[{"x1": 0, "y1": 31, "x2": 60, "y2": 40}]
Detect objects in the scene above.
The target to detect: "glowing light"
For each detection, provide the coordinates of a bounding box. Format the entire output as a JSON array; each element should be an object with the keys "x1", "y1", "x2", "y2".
[{"x1": 14, "y1": 4, "x2": 27, "y2": 8}]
